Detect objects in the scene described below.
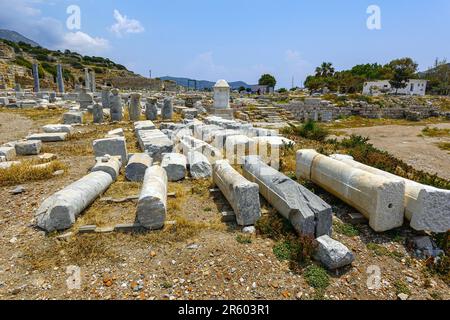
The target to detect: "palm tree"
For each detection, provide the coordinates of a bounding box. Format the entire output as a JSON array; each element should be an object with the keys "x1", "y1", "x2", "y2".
[{"x1": 315, "y1": 62, "x2": 335, "y2": 77}]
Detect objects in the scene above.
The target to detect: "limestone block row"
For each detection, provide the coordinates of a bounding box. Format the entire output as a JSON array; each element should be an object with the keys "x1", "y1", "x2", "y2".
[
  {"x1": 137, "y1": 129, "x2": 173, "y2": 161},
  {"x1": 243, "y1": 156, "x2": 332, "y2": 238},
  {"x1": 36, "y1": 171, "x2": 114, "y2": 232},
  {"x1": 213, "y1": 160, "x2": 261, "y2": 226},
  {"x1": 63, "y1": 112, "x2": 83, "y2": 124},
  {"x1": 15, "y1": 140, "x2": 42, "y2": 155},
  {"x1": 136, "y1": 166, "x2": 167, "y2": 230},
  {"x1": 330, "y1": 154, "x2": 450, "y2": 233},
  {"x1": 0, "y1": 146, "x2": 16, "y2": 161},
  {"x1": 296, "y1": 150, "x2": 405, "y2": 232}
]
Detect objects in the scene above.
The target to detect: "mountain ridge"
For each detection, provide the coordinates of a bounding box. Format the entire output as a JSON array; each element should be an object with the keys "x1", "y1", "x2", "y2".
[
  {"x1": 0, "y1": 29, "x2": 40, "y2": 47},
  {"x1": 160, "y1": 76, "x2": 252, "y2": 90}
]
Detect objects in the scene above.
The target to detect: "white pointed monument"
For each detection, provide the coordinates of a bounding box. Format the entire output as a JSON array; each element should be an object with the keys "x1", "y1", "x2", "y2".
[{"x1": 212, "y1": 79, "x2": 234, "y2": 119}]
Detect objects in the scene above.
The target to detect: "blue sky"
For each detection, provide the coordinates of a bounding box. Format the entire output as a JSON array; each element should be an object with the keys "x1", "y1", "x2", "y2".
[{"x1": 1, "y1": 0, "x2": 449, "y2": 88}]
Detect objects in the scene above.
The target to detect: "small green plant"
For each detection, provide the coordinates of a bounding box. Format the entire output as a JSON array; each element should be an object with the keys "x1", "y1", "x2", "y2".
[
  {"x1": 333, "y1": 221, "x2": 360, "y2": 237},
  {"x1": 304, "y1": 265, "x2": 330, "y2": 290},
  {"x1": 421, "y1": 126, "x2": 450, "y2": 138},
  {"x1": 236, "y1": 234, "x2": 252, "y2": 244},
  {"x1": 273, "y1": 241, "x2": 292, "y2": 261},
  {"x1": 393, "y1": 280, "x2": 411, "y2": 296},
  {"x1": 292, "y1": 119, "x2": 329, "y2": 141}
]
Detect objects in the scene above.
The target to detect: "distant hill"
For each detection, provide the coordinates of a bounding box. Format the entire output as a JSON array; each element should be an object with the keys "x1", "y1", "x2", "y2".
[
  {"x1": 160, "y1": 76, "x2": 252, "y2": 90},
  {"x1": 0, "y1": 29, "x2": 40, "y2": 47},
  {"x1": 418, "y1": 63, "x2": 450, "y2": 77}
]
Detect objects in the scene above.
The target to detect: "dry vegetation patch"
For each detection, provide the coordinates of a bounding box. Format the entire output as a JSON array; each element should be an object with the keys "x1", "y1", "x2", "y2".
[{"x1": 0, "y1": 160, "x2": 67, "y2": 186}]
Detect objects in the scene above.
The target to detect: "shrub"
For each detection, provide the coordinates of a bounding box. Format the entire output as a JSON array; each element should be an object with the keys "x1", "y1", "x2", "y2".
[
  {"x1": 333, "y1": 221, "x2": 360, "y2": 237},
  {"x1": 236, "y1": 234, "x2": 252, "y2": 244},
  {"x1": 13, "y1": 56, "x2": 32, "y2": 69},
  {"x1": 288, "y1": 119, "x2": 329, "y2": 141},
  {"x1": 273, "y1": 235, "x2": 316, "y2": 263},
  {"x1": 304, "y1": 265, "x2": 330, "y2": 290}
]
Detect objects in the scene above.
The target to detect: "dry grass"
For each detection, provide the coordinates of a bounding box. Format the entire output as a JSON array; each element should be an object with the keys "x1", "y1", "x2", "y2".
[
  {"x1": 42, "y1": 140, "x2": 93, "y2": 157},
  {"x1": 21, "y1": 234, "x2": 120, "y2": 271},
  {"x1": 325, "y1": 116, "x2": 450, "y2": 130},
  {"x1": 437, "y1": 142, "x2": 450, "y2": 152},
  {"x1": 0, "y1": 160, "x2": 67, "y2": 186},
  {"x1": 0, "y1": 108, "x2": 66, "y2": 124},
  {"x1": 421, "y1": 126, "x2": 450, "y2": 137}
]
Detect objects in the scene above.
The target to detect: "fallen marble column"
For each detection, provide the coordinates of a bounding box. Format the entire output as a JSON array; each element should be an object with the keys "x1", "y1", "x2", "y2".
[
  {"x1": 314, "y1": 235, "x2": 355, "y2": 270},
  {"x1": 330, "y1": 154, "x2": 450, "y2": 233},
  {"x1": 15, "y1": 140, "x2": 42, "y2": 155},
  {"x1": 43, "y1": 124, "x2": 73, "y2": 134},
  {"x1": 27, "y1": 133, "x2": 67, "y2": 142},
  {"x1": 91, "y1": 155, "x2": 122, "y2": 180},
  {"x1": 296, "y1": 150, "x2": 405, "y2": 232},
  {"x1": 213, "y1": 160, "x2": 261, "y2": 226},
  {"x1": 188, "y1": 151, "x2": 212, "y2": 179},
  {"x1": 161, "y1": 153, "x2": 187, "y2": 181},
  {"x1": 243, "y1": 155, "x2": 332, "y2": 237},
  {"x1": 36, "y1": 171, "x2": 114, "y2": 232},
  {"x1": 125, "y1": 153, "x2": 153, "y2": 182},
  {"x1": 136, "y1": 165, "x2": 167, "y2": 230},
  {"x1": 93, "y1": 137, "x2": 128, "y2": 164}
]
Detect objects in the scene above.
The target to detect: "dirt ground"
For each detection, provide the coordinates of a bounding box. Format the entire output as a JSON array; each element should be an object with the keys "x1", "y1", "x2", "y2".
[
  {"x1": 337, "y1": 123, "x2": 450, "y2": 180},
  {"x1": 0, "y1": 110, "x2": 448, "y2": 300},
  {"x1": 0, "y1": 113, "x2": 35, "y2": 144}
]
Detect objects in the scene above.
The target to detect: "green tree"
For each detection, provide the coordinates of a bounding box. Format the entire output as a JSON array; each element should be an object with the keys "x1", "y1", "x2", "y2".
[
  {"x1": 258, "y1": 74, "x2": 277, "y2": 88},
  {"x1": 278, "y1": 88, "x2": 287, "y2": 93},
  {"x1": 388, "y1": 58, "x2": 418, "y2": 94},
  {"x1": 423, "y1": 58, "x2": 450, "y2": 95},
  {"x1": 315, "y1": 62, "x2": 335, "y2": 77},
  {"x1": 238, "y1": 86, "x2": 246, "y2": 93}
]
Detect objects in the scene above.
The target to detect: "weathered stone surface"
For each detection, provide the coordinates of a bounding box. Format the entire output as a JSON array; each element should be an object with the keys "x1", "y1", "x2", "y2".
[
  {"x1": 27, "y1": 133, "x2": 67, "y2": 142},
  {"x1": 125, "y1": 153, "x2": 153, "y2": 182},
  {"x1": 297, "y1": 150, "x2": 405, "y2": 232},
  {"x1": 145, "y1": 98, "x2": 158, "y2": 120},
  {"x1": 92, "y1": 103, "x2": 104, "y2": 123},
  {"x1": 110, "y1": 89, "x2": 123, "y2": 121},
  {"x1": 91, "y1": 155, "x2": 122, "y2": 180},
  {"x1": 43, "y1": 124, "x2": 73, "y2": 134},
  {"x1": 213, "y1": 160, "x2": 261, "y2": 226},
  {"x1": 137, "y1": 129, "x2": 173, "y2": 161},
  {"x1": 93, "y1": 137, "x2": 128, "y2": 164},
  {"x1": 15, "y1": 140, "x2": 42, "y2": 155},
  {"x1": 188, "y1": 151, "x2": 212, "y2": 179},
  {"x1": 134, "y1": 120, "x2": 156, "y2": 133},
  {"x1": 330, "y1": 154, "x2": 450, "y2": 233},
  {"x1": 243, "y1": 155, "x2": 332, "y2": 237},
  {"x1": 36, "y1": 171, "x2": 114, "y2": 232},
  {"x1": 129, "y1": 93, "x2": 141, "y2": 121},
  {"x1": 314, "y1": 235, "x2": 355, "y2": 269},
  {"x1": 225, "y1": 135, "x2": 256, "y2": 164},
  {"x1": 63, "y1": 112, "x2": 83, "y2": 124},
  {"x1": 136, "y1": 166, "x2": 167, "y2": 230},
  {"x1": 0, "y1": 146, "x2": 16, "y2": 161},
  {"x1": 161, "y1": 153, "x2": 187, "y2": 181},
  {"x1": 107, "y1": 128, "x2": 124, "y2": 137},
  {"x1": 39, "y1": 153, "x2": 57, "y2": 161},
  {"x1": 101, "y1": 87, "x2": 111, "y2": 108},
  {"x1": 162, "y1": 97, "x2": 173, "y2": 120},
  {"x1": 0, "y1": 161, "x2": 20, "y2": 169}
]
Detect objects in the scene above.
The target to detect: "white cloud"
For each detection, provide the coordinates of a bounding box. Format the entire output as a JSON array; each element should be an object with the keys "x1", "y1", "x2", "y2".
[
  {"x1": 110, "y1": 9, "x2": 144, "y2": 37},
  {"x1": 58, "y1": 31, "x2": 110, "y2": 55},
  {"x1": 0, "y1": 0, "x2": 109, "y2": 55}
]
